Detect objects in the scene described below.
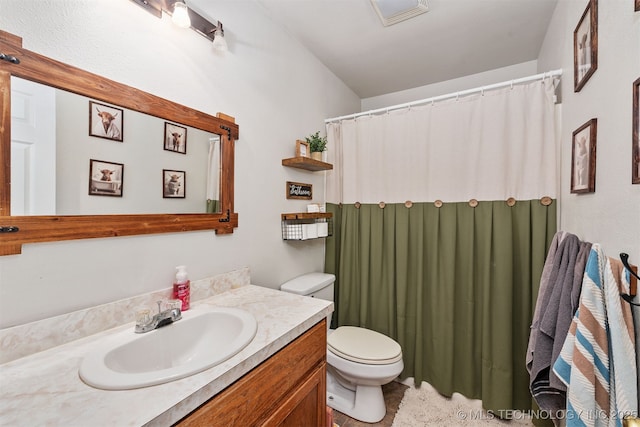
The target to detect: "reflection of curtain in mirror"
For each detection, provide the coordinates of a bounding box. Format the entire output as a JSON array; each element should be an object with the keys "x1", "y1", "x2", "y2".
[
  {"x1": 324, "y1": 78, "x2": 559, "y2": 415},
  {"x1": 206, "y1": 137, "x2": 220, "y2": 213}
]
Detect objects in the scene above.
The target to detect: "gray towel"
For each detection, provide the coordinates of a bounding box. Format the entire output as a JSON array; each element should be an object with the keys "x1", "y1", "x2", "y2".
[
  {"x1": 526, "y1": 231, "x2": 566, "y2": 375},
  {"x1": 529, "y1": 232, "x2": 582, "y2": 422}
]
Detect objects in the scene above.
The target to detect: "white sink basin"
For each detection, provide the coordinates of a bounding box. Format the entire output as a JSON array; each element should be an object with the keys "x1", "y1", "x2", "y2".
[{"x1": 79, "y1": 306, "x2": 257, "y2": 390}]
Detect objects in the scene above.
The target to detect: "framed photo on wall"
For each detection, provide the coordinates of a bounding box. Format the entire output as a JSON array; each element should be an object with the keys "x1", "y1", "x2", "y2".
[
  {"x1": 633, "y1": 77, "x2": 640, "y2": 184},
  {"x1": 163, "y1": 169, "x2": 186, "y2": 198},
  {"x1": 164, "y1": 122, "x2": 187, "y2": 154},
  {"x1": 88, "y1": 159, "x2": 124, "y2": 197},
  {"x1": 89, "y1": 101, "x2": 123, "y2": 142},
  {"x1": 636, "y1": 0, "x2": 639, "y2": 12},
  {"x1": 573, "y1": 0, "x2": 598, "y2": 92},
  {"x1": 571, "y1": 119, "x2": 597, "y2": 194}
]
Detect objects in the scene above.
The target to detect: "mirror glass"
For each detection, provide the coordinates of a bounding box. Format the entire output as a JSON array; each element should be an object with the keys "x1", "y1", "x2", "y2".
[{"x1": 10, "y1": 77, "x2": 221, "y2": 215}]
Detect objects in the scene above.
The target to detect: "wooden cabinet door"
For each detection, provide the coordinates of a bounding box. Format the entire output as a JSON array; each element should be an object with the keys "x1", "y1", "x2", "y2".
[
  {"x1": 176, "y1": 320, "x2": 326, "y2": 427},
  {"x1": 263, "y1": 364, "x2": 326, "y2": 427}
]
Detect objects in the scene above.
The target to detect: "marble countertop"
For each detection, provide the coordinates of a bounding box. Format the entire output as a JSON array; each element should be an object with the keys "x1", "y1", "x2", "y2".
[{"x1": 0, "y1": 285, "x2": 333, "y2": 426}]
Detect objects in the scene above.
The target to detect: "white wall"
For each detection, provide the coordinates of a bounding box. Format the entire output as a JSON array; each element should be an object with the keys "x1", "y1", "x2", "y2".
[
  {"x1": 0, "y1": 0, "x2": 360, "y2": 328},
  {"x1": 538, "y1": 0, "x2": 640, "y2": 263},
  {"x1": 361, "y1": 60, "x2": 539, "y2": 111}
]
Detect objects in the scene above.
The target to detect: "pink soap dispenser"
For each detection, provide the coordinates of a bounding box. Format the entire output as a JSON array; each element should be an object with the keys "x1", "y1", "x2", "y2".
[{"x1": 173, "y1": 265, "x2": 191, "y2": 311}]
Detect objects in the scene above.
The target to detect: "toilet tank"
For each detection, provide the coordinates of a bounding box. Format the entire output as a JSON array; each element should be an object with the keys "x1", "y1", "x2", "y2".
[{"x1": 280, "y1": 272, "x2": 335, "y2": 302}]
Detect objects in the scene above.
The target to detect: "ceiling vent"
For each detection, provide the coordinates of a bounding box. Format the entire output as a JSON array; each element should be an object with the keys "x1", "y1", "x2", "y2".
[{"x1": 370, "y1": 0, "x2": 429, "y2": 27}]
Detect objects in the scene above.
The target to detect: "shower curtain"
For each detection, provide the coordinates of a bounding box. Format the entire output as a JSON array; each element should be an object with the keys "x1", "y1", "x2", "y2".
[{"x1": 324, "y1": 78, "x2": 559, "y2": 413}]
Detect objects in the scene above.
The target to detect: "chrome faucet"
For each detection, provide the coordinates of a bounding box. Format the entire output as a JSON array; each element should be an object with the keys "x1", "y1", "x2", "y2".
[{"x1": 135, "y1": 300, "x2": 182, "y2": 333}]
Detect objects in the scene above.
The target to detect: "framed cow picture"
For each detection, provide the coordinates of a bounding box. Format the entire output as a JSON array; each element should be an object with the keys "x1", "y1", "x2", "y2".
[
  {"x1": 89, "y1": 101, "x2": 123, "y2": 142},
  {"x1": 164, "y1": 122, "x2": 188, "y2": 154},
  {"x1": 163, "y1": 169, "x2": 186, "y2": 198},
  {"x1": 88, "y1": 159, "x2": 124, "y2": 197}
]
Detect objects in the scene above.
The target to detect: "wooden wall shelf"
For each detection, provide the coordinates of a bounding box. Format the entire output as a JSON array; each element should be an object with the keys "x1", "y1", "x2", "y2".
[
  {"x1": 281, "y1": 212, "x2": 332, "y2": 221},
  {"x1": 282, "y1": 157, "x2": 333, "y2": 172}
]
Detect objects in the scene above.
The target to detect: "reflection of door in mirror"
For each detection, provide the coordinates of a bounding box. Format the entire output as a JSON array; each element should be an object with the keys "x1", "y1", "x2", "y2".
[
  {"x1": 10, "y1": 77, "x2": 222, "y2": 215},
  {"x1": 10, "y1": 77, "x2": 56, "y2": 215}
]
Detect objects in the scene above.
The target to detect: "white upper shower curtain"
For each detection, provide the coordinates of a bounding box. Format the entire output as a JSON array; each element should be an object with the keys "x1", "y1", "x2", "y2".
[{"x1": 325, "y1": 79, "x2": 558, "y2": 204}]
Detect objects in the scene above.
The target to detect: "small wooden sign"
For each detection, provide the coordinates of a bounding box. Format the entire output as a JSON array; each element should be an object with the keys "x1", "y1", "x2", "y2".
[
  {"x1": 286, "y1": 181, "x2": 312, "y2": 200},
  {"x1": 295, "y1": 140, "x2": 309, "y2": 158}
]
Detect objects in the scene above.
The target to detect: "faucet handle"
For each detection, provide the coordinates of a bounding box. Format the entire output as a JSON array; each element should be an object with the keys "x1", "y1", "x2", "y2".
[
  {"x1": 166, "y1": 299, "x2": 182, "y2": 311},
  {"x1": 135, "y1": 308, "x2": 152, "y2": 327}
]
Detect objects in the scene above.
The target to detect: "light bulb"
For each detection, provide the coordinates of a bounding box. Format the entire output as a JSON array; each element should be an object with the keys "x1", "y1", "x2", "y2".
[
  {"x1": 212, "y1": 28, "x2": 228, "y2": 52},
  {"x1": 172, "y1": 1, "x2": 191, "y2": 28}
]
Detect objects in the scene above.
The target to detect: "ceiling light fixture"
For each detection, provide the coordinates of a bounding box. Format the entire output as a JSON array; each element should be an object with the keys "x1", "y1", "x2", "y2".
[
  {"x1": 172, "y1": 1, "x2": 191, "y2": 28},
  {"x1": 129, "y1": 0, "x2": 227, "y2": 46},
  {"x1": 370, "y1": 0, "x2": 429, "y2": 27}
]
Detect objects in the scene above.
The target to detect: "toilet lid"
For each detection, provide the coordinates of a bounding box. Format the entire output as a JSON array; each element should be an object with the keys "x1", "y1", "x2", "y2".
[{"x1": 327, "y1": 326, "x2": 402, "y2": 365}]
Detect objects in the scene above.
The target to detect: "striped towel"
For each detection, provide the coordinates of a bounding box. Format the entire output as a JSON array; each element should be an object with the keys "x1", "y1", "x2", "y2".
[
  {"x1": 605, "y1": 257, "x2": 637, "y2": 423},
  {"x1": 553, "y1": 244, "x2": 637, "y2": 427}
]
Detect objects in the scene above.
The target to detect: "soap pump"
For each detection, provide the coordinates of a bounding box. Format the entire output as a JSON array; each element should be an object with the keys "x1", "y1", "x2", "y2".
[{"x1": 173, "y1": 265, "x2": 190, "y2": 311}]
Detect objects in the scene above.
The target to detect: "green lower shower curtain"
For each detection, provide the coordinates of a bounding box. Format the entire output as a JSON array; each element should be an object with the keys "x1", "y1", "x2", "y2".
[
  {"x1": 206, "y1": 199, "x2": 220, "y2": 213},
  {"x1": 325, "y1": 200, "x2": 556, "y2": 413}
]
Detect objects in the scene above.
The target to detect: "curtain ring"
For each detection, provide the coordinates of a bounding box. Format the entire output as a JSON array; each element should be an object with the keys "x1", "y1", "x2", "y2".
[
  {"x1": 468, "y1": 199, "x2": 478, "y2": 208},
  {"x1": 506, "y1": 197, "x2": 516, "y2": 207},
  {"x1": 540, "y1": 196, "x2": 552, "y2": 206},
  {"x1": 379, "y1": 202, "x2": 386, "y2": 209},
  {"x1": 355, "y1": 202, "x2": 361, "y2": 209},
  {"x1": 404, "y1": 200, "x2": 413, "y2": 208},
  {"x1": 434, "y1": 200, "x2": 443, "y2": 208}
]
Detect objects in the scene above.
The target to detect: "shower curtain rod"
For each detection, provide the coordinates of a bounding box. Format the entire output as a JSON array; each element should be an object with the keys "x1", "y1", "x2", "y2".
[{"x1": 324, "y1": 69, "x2": 563, "y2": 123}]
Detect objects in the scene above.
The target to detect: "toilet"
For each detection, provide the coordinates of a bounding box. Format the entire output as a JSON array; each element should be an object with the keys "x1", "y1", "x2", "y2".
[{"x1": 280, "y1": 272, "x2": 404, "y2": 423}]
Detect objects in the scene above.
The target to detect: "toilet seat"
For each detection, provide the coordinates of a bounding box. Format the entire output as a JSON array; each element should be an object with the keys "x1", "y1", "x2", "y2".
[{"x1": 327, "y1": 326, "x2": 402, "y2": 365}]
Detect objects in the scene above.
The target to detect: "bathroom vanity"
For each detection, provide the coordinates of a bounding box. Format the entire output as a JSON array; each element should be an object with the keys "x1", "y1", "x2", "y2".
[
  {"x1": 0, "y1": 285, "x2": 332, "y2": 426},
  {"x1": 177, "y1": 320, "x2": 326, "y2": 426}
]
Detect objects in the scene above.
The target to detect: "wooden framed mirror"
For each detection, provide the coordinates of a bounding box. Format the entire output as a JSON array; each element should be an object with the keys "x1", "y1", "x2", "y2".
[{"x1": 0, "y1": 31, "x2": 239, "y2": 256}]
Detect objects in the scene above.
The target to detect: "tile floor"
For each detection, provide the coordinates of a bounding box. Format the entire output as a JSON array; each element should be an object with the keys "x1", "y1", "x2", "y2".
[{"x1": 331, "y1": 381, "x2": 409, "y2": 427}]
